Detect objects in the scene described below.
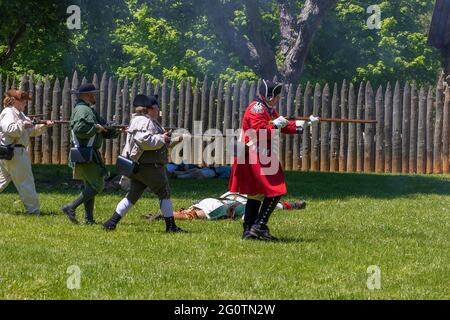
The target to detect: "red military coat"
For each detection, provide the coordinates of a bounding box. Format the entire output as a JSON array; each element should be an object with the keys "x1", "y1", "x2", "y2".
[{"x1": 229, "y1": 98, "x2": 298, "y2": 197}]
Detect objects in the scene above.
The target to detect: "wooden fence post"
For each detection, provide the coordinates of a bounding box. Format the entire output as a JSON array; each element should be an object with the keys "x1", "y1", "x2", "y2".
[
  {"x1": 401, "y1": 82, "x2": 411, "y2": 173},
  {"x1": 426, "y1": 87, "x2": 434, "y2": 174},
  {"x1": 105, "y1": 77, "x2": 114, "y2": 165},
  {"x1": 302, "y1": 82, "x2": 312, "y2": 171},
  {"x1": 443, "y1": 86, "x2": 450, "y2": 173},
  {"x1": 192, "y1": 79, "x2": 200, "y2": 129},
  {"x1": 169, "y1": 81, "x2": 177, "y2": 129},
  {"x1": 311, "y1": 83, "x2": 321, "y2": 171},
  {"x1": 112, "y1": 79, "x2": 122, "y2": 164},
  {"x1": 433, "y1": 83, "x2": 444, "y2": 173},
  {"x1": 375, "y1": 85, "x2": 385, "y2": 173},
  {"x1": 51, "y1": 78, "x2": 61, "y2": 164},
  {"x1": 61, "y1": 77, "x2": 71, "y2": 164},
  {"x1": 42, "y1": 76, "x2": 52, "y2": 164},
  {"x1": 161, "y1": 78, "x2": 168, "y2": 128},
  {"x1": 392, "y1": 81, "x2": 402, "y2": 173},
  {"x1": 409, "y1": 82, "x2": 418, "y2": 173},
  {"x1": 216, "y1": 80, "x2": 224, "y2": 132},
  {"x1": 285, "y1": 84, "x2": 294, "y2": 171},
  {"x1": 278, "y1": 84, "x2": 286, "y2": 169},
  {"x1": 364, "y1": 82, "x2": 375, "y2": 172},
  {"x1": 330, "y1": 83, "x2": 340, "y2": 172},
  {"x1": 232, "y1": 82, "x2": 240, "y2": 130},
  {"x1": 34, "y1": 79, "x2": 43, "y2": 164},
  {"x1": 223, "y1": 81, "x2": 232, "y2": 132},
  {"x1": 384, "y1": 83, "x2": 392, "y2": 172},
  {"x1": 293, "y1": 84, "x2": 302, "y2": 171},
  {"x1": 121, "y1": 77, "x2": 130, "y2": 152},
  {"x1": 184, "y1": 79, "x2": 193, "y2": 133},
  {"x1": 347, "y1": 83, "x2": 357, "y2": 172},
  {"x1": 339, "y1": 80, "x2": 348, "y2": 172},
  {"x1": 201, "y1": 76, "x2": 209, "y2": 131},
  {"x1": 208, "y1": 81, "x2": 216, "y2": 129},
  {"x1": 93, "y1": 74, "x2": 100, "y2": 114},
  {"x1": 178, "y1": 80, "x2": 185, "y2": 129},
  {"x1": 356, "y1": 82, "x2": 365, "y2": 172},
  {"x1": 140, "y1": 74, "x2": 146, "y2": 94},
  {"x1": 320, "y1": 83, "x2": 330, "y2": 172},
  {"x1": 417, "y1": 87, "x2": 427, "y2": 174}
]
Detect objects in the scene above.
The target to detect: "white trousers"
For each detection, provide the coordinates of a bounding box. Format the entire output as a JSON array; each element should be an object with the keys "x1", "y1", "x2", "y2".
[{"x1": 0, "y1": 148, "x2": 40, "y2": 214}]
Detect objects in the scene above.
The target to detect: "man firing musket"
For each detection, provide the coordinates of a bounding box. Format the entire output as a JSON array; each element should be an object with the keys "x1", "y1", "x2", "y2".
[{"x1": 61, "y1": 83, "x2": 122, "y2": 225}]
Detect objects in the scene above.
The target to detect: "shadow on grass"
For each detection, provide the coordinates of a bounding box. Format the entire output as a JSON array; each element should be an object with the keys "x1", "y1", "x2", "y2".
[{"x1": 1, "y1": 165, "x2": 450, "y2": 201}]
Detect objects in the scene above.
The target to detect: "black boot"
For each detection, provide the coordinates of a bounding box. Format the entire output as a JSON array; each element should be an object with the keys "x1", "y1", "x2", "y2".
[
  {"x1": 164, "y1": 216, "x2": 186, "y2": 233},
  {"x1": 62, "y1": 187, "x2": 97, "y2": 225},
  {"x1": 242, "y1": 223, "x2": 258, "y2": 240},
  {"x1": 84, "y1": 198, "x2": 96, "y2": 225},
  {"x1": 250, "y1": 196, "x2": 281, "y2": 241},
  {"x1": 242, "y1": 198, "x2": 261, "y2": 240},
  {"x1": 61, "y1": 193, "x2": 85, "y2": 224},
  {"x1": 102, "y1": 212, "x2": 122, "y2": 231}
]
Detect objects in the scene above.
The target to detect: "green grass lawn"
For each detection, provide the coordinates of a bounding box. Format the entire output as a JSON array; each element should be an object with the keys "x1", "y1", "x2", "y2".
[{"x1": 0, "y1": 165, "x2": 449, "y2": 300}]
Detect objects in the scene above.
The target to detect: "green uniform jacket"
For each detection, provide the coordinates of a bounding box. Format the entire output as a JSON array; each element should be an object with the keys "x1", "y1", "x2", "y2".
[{"x1": 69, "y1": 100, "x2": 119, "y2": 190}]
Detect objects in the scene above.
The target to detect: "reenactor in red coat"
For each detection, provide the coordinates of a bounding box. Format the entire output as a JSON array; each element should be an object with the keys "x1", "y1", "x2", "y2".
[{"x1": 229, "y1": 80, "x2": 319, "y2": 241}]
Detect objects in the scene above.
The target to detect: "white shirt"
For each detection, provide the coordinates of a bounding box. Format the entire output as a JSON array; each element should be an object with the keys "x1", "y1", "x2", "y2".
[{"x1": 0, "y1": 106, "x2": 45, "y2": 147}]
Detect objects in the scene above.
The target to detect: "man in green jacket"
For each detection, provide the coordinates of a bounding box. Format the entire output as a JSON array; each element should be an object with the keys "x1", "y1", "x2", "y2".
[{"x1": 62, "y1": 84, "x2": 120, "y2": 224}]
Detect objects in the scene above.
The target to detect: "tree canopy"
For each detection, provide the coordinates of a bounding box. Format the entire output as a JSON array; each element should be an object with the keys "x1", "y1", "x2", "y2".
[{"x1": 0, "y1": 0, "x2": 442, "y2": 85}]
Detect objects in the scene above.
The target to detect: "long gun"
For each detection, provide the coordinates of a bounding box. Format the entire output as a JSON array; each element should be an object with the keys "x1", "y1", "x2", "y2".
[
  {"x1": 32, "y1": 119, "x2": 69, "y2": 125},
  {"x1": 281, "y1": 116, "x2": 377, "y2": 124}
]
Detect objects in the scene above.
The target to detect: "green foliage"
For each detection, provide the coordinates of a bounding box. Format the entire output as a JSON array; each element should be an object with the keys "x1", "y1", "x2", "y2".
[
  {"x1": 0, "y1": 0, "x2": 443, "y2": 85},
  {"x1": 0, "y1": 0, "x2": 70, "y2": 77},
  {"x1": 304, "y1": 0, "x2": 440, "y2": 85}
]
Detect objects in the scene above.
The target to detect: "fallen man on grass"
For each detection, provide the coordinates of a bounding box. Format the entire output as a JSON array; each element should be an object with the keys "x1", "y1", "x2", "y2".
[{"x1": 143, "y1": 192, "x2": 306, "y2": 221}]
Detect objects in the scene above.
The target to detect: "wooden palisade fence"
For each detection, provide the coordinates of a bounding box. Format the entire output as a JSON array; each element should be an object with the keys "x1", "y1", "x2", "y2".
[{"x1": 0, "y1": 72, "x2": 449, "y2": 174}]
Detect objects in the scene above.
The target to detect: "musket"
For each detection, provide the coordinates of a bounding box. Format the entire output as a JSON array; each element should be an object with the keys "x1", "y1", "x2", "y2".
[
  {"x1": 104, "y1": 123, "x2": 128, "y2": 130},
  {"x1": 281, "y1": 116, "x2": 377, "y2": 124},
  {"x1": 32, "y1": 119, "x2": 69, "y2": 125}
]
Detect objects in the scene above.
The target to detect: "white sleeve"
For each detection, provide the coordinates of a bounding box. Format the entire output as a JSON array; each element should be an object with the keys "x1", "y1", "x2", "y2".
[
  {"x1": 0, "y1": 110, "x2": 24, "y2": 138},
  {"x1": 134, "y1": 131, "x2": 166, "y2": 151}
]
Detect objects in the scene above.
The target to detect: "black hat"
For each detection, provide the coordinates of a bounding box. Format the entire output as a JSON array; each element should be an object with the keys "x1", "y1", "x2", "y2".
[
  {"x1": 147, "y1": 95, "x2": 159, "y2": 108},
  {"x1": 133, "y1": 94, "x2": 152, "y2": 107},
  {"x1": 71, "y1": 83, "x2": 99, "y2": 95},
  {"x1": 133, "y1": 94, "x2": 159, "y2": 108},
  {"x1": 259, "y1": 80, "x2": 282, "y2": 99}
]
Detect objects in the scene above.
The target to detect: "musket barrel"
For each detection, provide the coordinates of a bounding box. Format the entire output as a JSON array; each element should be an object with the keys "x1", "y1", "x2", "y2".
[{"x1": 289, "y1": 116, "x2": 377, "y2": 124}]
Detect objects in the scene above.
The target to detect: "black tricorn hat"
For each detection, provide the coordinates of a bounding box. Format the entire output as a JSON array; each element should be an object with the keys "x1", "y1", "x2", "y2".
[
  {"x1": 259, "y1": 80, "x2": 282, "y2": 99},
  {"x1": 71, "y1": 84, "x2": 99, "y2": 95},
  {"x1": 133, "y1": 94, "x2": 159, "y2": 108}
]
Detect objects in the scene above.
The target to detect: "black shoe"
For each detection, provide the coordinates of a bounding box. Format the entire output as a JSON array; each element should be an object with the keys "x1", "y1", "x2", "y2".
[
  {"x1": 166, "y1": 226, "x2": 187, "y2": 233},
  {"x1": 62, "y1": 205, "x2": 79, "y2": 224},
  {"x1": 102, "y1": 212, "x2": 122, "y2": 231},
  {"x1": 165, "y1": 216, "x2": 187, "y2": 233},
  {"x1": 102, "y1": 219, "x2": 117, "y2": 231},
  {"x1": 242, "y1": 230, "x2": 258, "y2": 240},
  {"x1": 85, "y1": 220, "x2": 97, "y2": 225},
  {"x1": 249, "y1": 224, "x2": 279, "y2": 241}
]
